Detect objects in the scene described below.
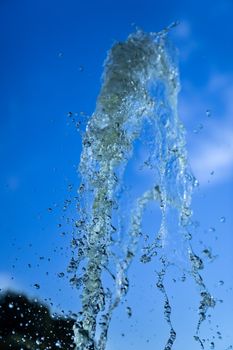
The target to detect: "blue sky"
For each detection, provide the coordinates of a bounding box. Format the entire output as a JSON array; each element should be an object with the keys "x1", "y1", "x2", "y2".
[{"x1": 0, "y1": 0, "x2": 233, "y2": 349}]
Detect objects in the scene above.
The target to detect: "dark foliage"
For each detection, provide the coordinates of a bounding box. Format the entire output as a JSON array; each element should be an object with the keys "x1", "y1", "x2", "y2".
[{"x1": 0, "y1": 291, "x2": 75, "y2": 349}]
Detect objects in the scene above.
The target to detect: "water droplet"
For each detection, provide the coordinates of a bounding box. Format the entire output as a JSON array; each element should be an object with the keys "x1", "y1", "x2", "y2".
[
  {"x1": 193, "y1": 124, "x2": 203, "y2": 134},
  {"x1": 126, "y1": 306, "x2": 132, "y2": 317},
  {"x1": 140, "y1": 254, "x2": 151, "y2": 263},
  {"x1": 70, "y1": 276, "x2": 82, "y2": 288},
  {"x1": 202, "y1": 248, "x2": 213, "y2": 259},
  {"x1": 185, "y1": 232, "x2": 192, "y2": 240},
  {"x1": 206, "y1": 109, "x2": 211, "y2": 117},
  {"x1": 220, "y1": 216, "x2": 226, "y2": 223},
  {"x1": 8, "y1": 302, "x2": 14, "y2": 309},
  {"x1": 210, "y1": 341, "x2": 215, "y2": 349},
  {"x1": 34, "y1": 283, "x2": 40, "y2": 289},
  {"x1": 189, "y1": 252, "x2": 204, "y2": 270},
  {"x1": 55, "y1": 340, "x2": 62, "y2": 348},
  {"x1": 181, "y1": 274, "x2": 186, "y2": 282},
  {"x1": 57, "y1": 272, "x2": 65, "y2": 278}
]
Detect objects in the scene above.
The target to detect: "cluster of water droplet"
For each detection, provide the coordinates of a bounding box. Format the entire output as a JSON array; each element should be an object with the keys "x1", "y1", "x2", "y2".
[
  {"x1": 70, "y1": 27, "x2": 215, "y2": 350},
  {"x1": 0, "y1": 293, "x2": 75, "y2": 349}
]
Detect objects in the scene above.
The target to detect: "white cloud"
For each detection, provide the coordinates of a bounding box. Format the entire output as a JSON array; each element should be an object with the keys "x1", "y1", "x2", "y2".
[
  {"x1": 174, "y1": 21, "x2": 191, "y2": 40},
  {"x1": 190, "y1": 128, "x2": 233, "y2": 185},
  {"x1": 172, "y1": 20, "x2": 198, "y2": 61},
  {"x1": 180, "y1": 72, "x2": 233, "y2": 186},
  {"x1": 0, "y1": 273, "x2": 20, "y2": 292}
]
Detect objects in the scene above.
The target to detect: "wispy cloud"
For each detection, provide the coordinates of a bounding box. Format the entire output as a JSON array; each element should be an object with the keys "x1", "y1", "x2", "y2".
[
  {"x1": 180, "y1": 72, "x2": 233, "y2": 186},
  {"x1": 172, "y1": 20, "x2": 198, "y2": 61},
  {"x1": 190, "y1": 127, "x2": 233, "y2": 185},
  {"x1": 0, "y1": 273, "x2": 20, "y2": 292},
  {"x1": 174, "y1": 21, "x2": 191, "y2": 40}
]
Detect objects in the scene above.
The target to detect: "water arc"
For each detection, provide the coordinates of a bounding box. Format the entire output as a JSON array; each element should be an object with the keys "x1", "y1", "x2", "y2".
[{"x1": 72, "y1": 28, "x2": 214, "y2": 350}]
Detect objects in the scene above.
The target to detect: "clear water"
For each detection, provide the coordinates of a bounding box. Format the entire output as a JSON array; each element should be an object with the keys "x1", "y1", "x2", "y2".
[{"x1": 71, "y1": 27, "x2": 215, "y2": 350}]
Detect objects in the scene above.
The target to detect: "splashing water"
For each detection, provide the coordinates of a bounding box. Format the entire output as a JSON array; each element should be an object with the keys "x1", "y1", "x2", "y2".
[{"x1": 71, "y1": 27, "x2": 215, "y2": 350}]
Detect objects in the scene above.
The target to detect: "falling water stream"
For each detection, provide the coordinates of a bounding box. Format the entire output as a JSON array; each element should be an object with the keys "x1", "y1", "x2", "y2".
[{"x1": 71, "y1": 26, "x2": 215, "y2": 350}]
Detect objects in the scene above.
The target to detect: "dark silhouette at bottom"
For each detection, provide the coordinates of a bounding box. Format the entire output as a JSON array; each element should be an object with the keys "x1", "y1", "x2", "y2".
[{"x1": 0, "y1": 291, "x2": 75, "y2": 349}]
